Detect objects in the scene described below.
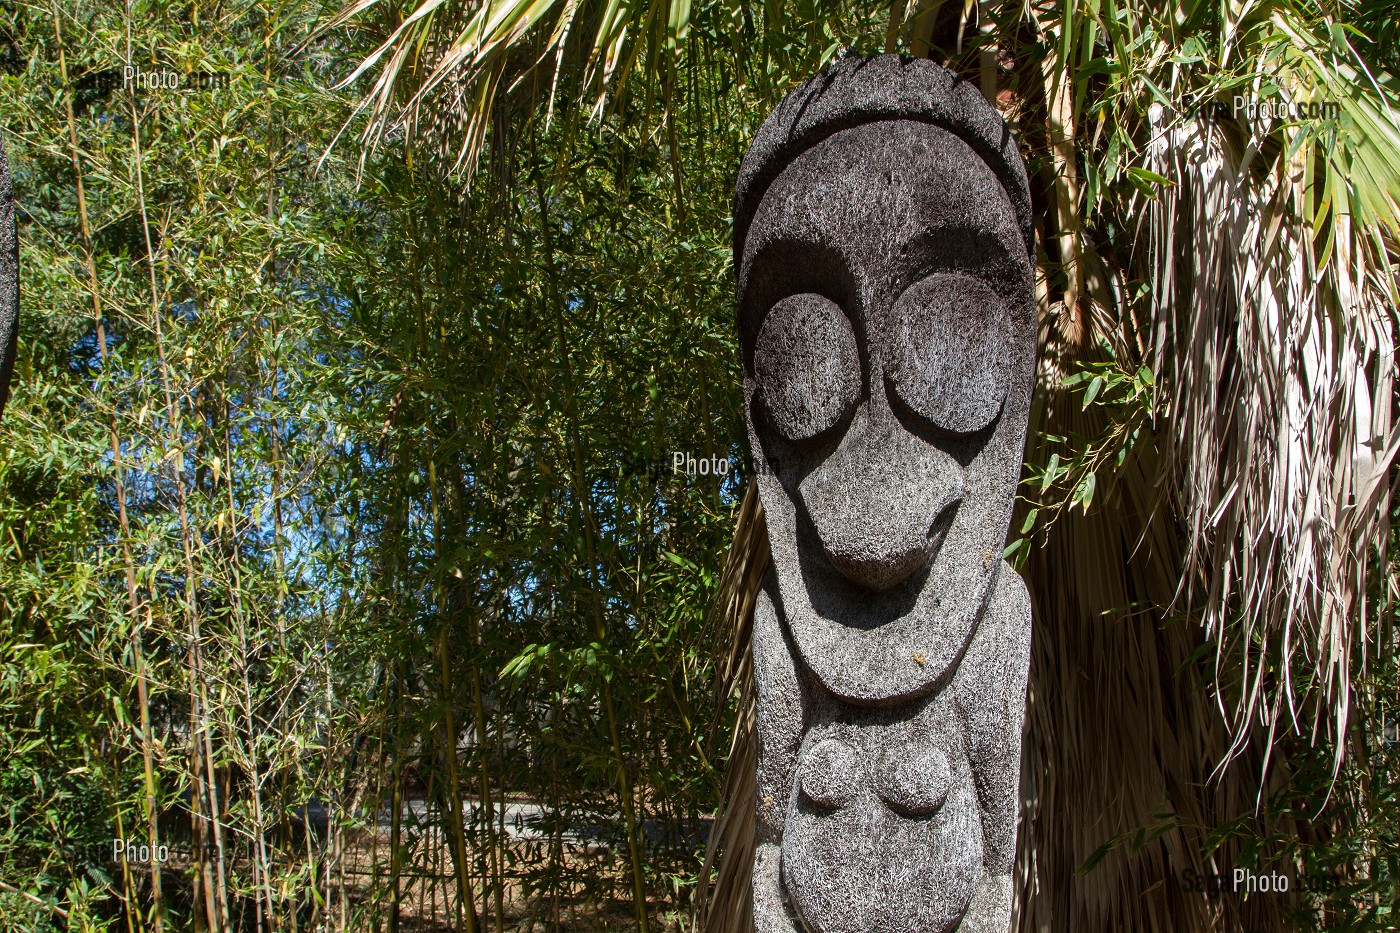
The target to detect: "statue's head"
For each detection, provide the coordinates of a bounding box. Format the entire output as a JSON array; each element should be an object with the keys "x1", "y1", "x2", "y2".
[{"x1": 735, "y1": 55, "x2": 1036, "y2": 705}]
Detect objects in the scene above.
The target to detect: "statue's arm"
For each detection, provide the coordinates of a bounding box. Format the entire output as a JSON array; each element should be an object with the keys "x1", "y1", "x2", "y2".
[
  {"x1": 955, "y1": 562, "x2": 1032, "y2": 875},
  {"x1": 751, "y1": 573, "x2": 806, "y2": 932},
  {"x1": 951, "y1": 564, "x2": 1031, "y2": 932}
]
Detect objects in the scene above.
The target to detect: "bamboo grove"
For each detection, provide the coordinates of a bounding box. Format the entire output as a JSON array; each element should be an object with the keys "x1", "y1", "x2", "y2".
[
  {"x1": 2, "y1": 0, "x2": 766, "y2": 928},
  {"x1": 1, "y1": 0, "x2": 1398, "y2": 930}
]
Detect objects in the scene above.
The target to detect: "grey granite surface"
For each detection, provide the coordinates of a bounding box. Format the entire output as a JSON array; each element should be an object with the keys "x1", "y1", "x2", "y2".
[{"x1": 0, "y1": 136, "x2": 17, "y2": 416}]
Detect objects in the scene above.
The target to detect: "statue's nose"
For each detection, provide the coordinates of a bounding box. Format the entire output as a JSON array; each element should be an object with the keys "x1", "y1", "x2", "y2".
[{"x1": 798, "y1": 418, "x2": 964, "y2": 591}]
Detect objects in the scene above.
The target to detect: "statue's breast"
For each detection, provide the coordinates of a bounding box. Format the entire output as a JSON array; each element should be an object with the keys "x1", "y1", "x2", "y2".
[{"x1": 779, "y1": 695, "x2": 983, "y2": 933}]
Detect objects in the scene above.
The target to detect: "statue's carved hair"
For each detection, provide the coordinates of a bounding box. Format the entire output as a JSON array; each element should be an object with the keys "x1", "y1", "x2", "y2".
[{"x1": 732, "y1": 54, "x2": 1034, "y2": 266}]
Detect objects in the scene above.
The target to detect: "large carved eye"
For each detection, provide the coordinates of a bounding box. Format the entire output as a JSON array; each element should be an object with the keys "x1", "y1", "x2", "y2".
[
  {"x1": 753, "y1": 294, "x2": 860, "y2": 442},
  {"x1": 886, "y1": 273, "x2": 1011, "y2": 435}
]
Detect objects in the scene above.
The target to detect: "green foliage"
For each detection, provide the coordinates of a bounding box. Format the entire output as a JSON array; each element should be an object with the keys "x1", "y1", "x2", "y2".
[
  {"x1": 2, "y1": 0, "x2": 825, "y2": 927},
  {"x1": 1007, "y1": 343, "x2": 1154, "y2": 565}
]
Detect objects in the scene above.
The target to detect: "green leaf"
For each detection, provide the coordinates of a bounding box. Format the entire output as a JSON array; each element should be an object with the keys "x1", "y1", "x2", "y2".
[
  {"x1": 1082, "y1": 375, "x2": 1105, "y2": 408},
  {"x1": 1041, "y1": 453, "x2": 1061, "y2": 492},
  {"x1": 1074, "y1": 472, "x2": 1098, "y2": 511}
]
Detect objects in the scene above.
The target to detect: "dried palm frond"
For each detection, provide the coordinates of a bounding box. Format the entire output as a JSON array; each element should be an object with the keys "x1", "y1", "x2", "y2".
[
  {"x1": 308, "y1": 0, "x2": 700, "y2": 182},
  {"x1": 690, "y1": 481, "x2": 767, "y2": 933},
  {"x1": 1015, "y1": 386, "x2": 1300, "y2": 932},
  {"x1": 1008, "y1": 2, "x2": 1400, "y2": 928},
  {"x1": 1135, "y1": 8, "x2": 1400, "y2": 768}
]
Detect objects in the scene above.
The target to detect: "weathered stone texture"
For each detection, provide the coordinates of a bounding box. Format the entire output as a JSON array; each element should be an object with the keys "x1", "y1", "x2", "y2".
[
  {"x1": 735, "y1": 54, "x2": 1036, "y2": 933},
  {"x1": 0, "y1": 136, "x2": 17, "y2": 415}
]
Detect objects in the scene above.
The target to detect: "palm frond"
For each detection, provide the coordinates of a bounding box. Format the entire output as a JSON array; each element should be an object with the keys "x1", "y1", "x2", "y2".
[
  {"x1": 1131, "y1": 3, "x2": 1400, "y2": 766},
  {"x1": 690, "y1": 481, "x2": 767, "y2": 933},
  {"x1": 1008, "y1": 1, "x2": 1400, "y2": 927},
  {"x1": 315, "y1": 0, "x2": 701, "y2": 181}
]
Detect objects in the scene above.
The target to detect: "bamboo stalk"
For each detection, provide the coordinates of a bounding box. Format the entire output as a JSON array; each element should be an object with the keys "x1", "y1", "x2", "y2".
[
  {"x1": 0, "y1": 880, "x2": 70, "y2": 920},
  {"x1": 548, "y1": 676, "x2": 564, "y2": 932},
  {"x1": 255, "y1": 66, "x2": 285, "y2": 933},
  {"x1": 316, "y1": 626, "x2": 339, "y2": 932},
  {"x1": 370, "y1": 714, "x2": 386, "y2": 932},
  {"x1": 122, "y1": 8, "x2": 224, "y2": 924},
  {"x1": 110, "y1": 786, "x2": 140, "y2": 933},
  {"x1": 438, "y1": 610, "x2": 481, "y2": 931},
  {"x1": 223, "y1": 395, "x2": 278, "y2": 930},
  {"x1": 1029, "y1": 1, "x2": 1084, "y2": 320},
  {"x1": 262, "y1": 148, "x2": 291, "y2": 933},
  {"x1": 533, "y1": 172, "x2": 651, "y2": 933},
  {"x1": 468, "y1": 615, "x2": 506, "y2": 932},
  {"x1": 884, "y1": 0, "x2": 909, "y2": 53},
  {"x1": 51, "y1": 7, "x2": 164, "y2": 930},
  {"x1": 910, "y1": 0, "x2": 946, "y2": 59},
  {"x1": 135, "y1": 603, "x2": 165, "y2": 931},
  {"x1": 978, "y1": 0, "x2": 997, "y2": 101},
  {"x1": 389, "y1": 664, "x2": 405, "y2": 933},
  {"x1": 193, "y1": 388, "x2": 232, "y2": 933}
]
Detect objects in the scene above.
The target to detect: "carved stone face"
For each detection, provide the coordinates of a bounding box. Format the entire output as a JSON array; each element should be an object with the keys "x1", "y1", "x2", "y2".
[{"x1": 739, "y1": 119, "x2": 1036, "y2": 705}]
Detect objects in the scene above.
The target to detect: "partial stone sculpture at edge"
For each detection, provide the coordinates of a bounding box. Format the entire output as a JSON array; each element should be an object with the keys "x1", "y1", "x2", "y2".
[
  {"x1": 0, "y1": 134, "x2": 17, "y2": 416},
  {"x1": 734, "y1": 54, "x2": 1037, "y2": 933}
]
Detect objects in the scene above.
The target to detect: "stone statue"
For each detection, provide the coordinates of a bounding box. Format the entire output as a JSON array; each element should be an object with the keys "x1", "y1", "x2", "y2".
[
  {"x1": 734, "y1": 55, "x2": 1036, "y2": 933},
  {"x1": 0, "y1": 135, "x2": 17, "y2": 416}
]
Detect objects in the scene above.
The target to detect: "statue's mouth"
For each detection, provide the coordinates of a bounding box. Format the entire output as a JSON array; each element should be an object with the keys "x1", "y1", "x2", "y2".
[
  {"x1": 924, "y1": 496, "x2": 959, "y2": 561},
  {"x1": 762, "y1": 474, "x2": 996, "y2": 705}
]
